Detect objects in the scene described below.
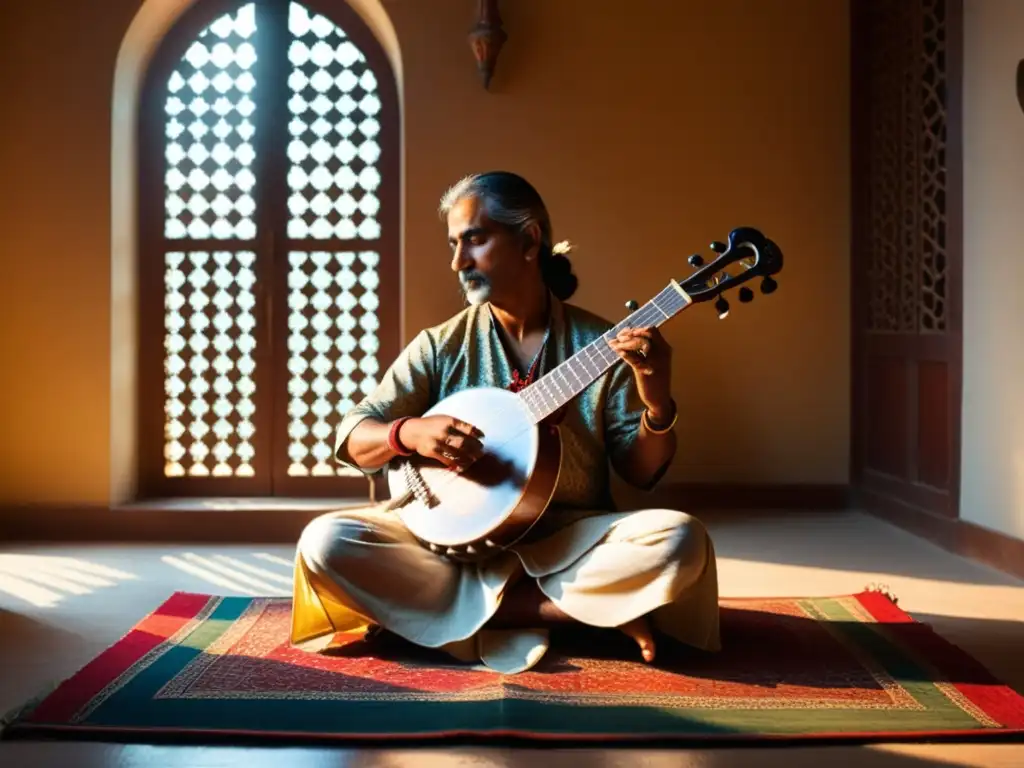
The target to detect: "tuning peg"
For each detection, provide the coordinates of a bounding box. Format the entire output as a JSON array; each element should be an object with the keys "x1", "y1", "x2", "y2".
[
  {"x1": 714, "y1": 296, "x2": 730, "y2": 319},
  {"x1": 624, "y1": 299, "x2": 639, "y2": 312},
  {"x1": 688, "y1": 253, "x2": 704, "y2": 268},
  {"x1": 710, "y1": 240, "x2": 727, "y2": 254},
  {"x1": 738, "y1": 286, "x2": 754, "y2": 303},
  {"x1": 760, "y1": 276, "x2": 778, "y2": 295}
]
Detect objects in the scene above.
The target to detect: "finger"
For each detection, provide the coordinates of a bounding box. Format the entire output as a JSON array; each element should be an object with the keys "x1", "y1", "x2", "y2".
[
  {"x1": 450, "y1": 419, "x2": 484, "y2": 439},
  {"x1": 619, "y1": 343, "x2": 654, "y2": 371},
  {"x1": 447, "y1": 430, "x2": 486, "y2": 460},
  {"x1": 610, "y1": 345, "x2": 653, "y2": 374},
  {"x1": 612, "y1": 338, "x2": 649, "y2": 353},
  {"x1": 630, "y1": 355, "x2": 654, "y2": 375},
  {"x1": 431, "y1": 450, "x2": 459, "y2": 469},
  {"x1": 609, "y1": 343, "x2": 638, "y2": 361},
  {"x1": 430, "y1": 442, "x2": 462, "y2": 469},
  {"x1": 610, "y1": 340, "x2": 648, "y2": 361},
  {"x1": 444, "y1": 433, "x2": 485, "y2": 462},
  {"x1": 434, "y1": 432, "x2": 467, "y2": 463}
]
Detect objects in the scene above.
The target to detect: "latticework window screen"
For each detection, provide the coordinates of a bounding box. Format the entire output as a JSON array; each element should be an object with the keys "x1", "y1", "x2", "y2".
[{"x1": 137, "y1": 0, "x2": 399, "y2": 498}]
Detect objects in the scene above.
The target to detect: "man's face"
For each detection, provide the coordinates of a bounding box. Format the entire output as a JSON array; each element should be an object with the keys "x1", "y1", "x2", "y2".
[{"x1": 446, "y1": 196, "x2": 536, "y2": 306}]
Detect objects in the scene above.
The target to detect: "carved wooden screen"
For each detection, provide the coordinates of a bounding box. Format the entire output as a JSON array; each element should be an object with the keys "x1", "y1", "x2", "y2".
[
  {"x1": 137, "y1": 0, "x2": 399, "y2": 498},
  {"x1": 850, "y1": 0, "x2": 962, "y2": 519}
]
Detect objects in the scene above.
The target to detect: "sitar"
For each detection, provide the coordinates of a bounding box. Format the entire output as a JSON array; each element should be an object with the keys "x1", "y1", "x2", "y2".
[{"x1": 384, "y1": 226, "x2": 783, "y2": 562}]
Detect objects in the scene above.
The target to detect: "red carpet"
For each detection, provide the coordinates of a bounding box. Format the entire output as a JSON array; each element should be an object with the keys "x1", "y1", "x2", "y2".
[{"x1": 3, "y1": 590, "x2": 1023, "y2": 745}]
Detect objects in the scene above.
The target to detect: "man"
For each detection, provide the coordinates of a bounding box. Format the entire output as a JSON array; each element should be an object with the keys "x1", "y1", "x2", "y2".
[{"x1": 291, "y1": 171, "x2": 720, "y2": 674}]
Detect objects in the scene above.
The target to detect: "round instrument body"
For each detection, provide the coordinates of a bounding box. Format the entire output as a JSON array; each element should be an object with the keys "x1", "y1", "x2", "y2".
[{"x1": 388, "y1": 387, "x2": 561, "y2": 557}]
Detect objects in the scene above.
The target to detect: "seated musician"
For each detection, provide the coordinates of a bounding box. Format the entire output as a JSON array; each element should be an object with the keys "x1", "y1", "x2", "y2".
[{"x1": 291, "y1": 171, "x2": 721, "y2": 674}]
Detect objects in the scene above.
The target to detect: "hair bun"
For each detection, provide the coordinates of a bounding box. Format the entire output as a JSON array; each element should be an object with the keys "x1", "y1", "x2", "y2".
[
  {"x1": 546, "y1": 253, "x2": 572, "y2": 276},
  {"x1": 541, "y1": 243, "x2": 578, "y2": 301}
]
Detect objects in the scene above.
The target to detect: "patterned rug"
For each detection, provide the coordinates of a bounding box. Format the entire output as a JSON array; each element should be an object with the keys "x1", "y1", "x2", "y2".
[{"x1": 3, "y1": 590, "x2": 1023, "y2": 745}]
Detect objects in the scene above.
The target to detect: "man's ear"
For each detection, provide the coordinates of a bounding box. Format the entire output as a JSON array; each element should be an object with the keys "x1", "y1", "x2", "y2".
[{"x1": 522, "y1": 222, "x2": 542, "y2": 260}]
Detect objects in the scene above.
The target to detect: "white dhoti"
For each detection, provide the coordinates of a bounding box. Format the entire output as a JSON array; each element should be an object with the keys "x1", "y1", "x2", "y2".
[{"x1": 290, "y1": 505, "x2": 721, "y2": 674}]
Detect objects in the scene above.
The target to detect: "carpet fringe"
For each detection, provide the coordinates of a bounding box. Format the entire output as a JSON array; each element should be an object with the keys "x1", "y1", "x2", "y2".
[{"x1": 864, "y1": 582, "x2": 899, "y2": 605}]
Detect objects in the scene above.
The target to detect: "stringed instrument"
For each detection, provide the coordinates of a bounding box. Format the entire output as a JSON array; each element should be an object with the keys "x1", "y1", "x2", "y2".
[{"x1": 385, "y1": 226, "x2": 783, "y2": 561}]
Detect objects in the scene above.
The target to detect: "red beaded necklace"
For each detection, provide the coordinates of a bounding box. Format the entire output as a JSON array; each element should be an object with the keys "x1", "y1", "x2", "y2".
[
  {"x1": 508, "y1": 354, "x2": 542, "y2": 393},
  {"x1": 505, "y1": 343, "x2": 567, "y2": 427}
]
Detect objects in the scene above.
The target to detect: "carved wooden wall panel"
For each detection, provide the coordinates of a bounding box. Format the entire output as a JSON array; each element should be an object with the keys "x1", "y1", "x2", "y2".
[
  {"x1": 852, "y1": 0, "x2": 962, "y2": 519},
  {"x1": 862, "y1": 0, "x2": 950, "y2": 336}
]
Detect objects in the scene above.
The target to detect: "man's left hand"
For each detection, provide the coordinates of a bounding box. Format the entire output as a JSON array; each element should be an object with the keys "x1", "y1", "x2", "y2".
[{"x1": 608, "y1": 326, "x2": 673, "y2": 419}]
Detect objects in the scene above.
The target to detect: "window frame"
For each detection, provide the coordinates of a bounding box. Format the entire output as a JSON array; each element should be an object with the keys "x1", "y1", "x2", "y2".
[{"x1": 135, "y1": 0, "x2": 400, "y2": 499}]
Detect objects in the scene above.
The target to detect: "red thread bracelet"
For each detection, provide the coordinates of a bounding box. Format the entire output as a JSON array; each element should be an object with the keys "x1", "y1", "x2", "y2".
[{"x1": 387, "y1": 417, "x2": 414, "y2": 456}]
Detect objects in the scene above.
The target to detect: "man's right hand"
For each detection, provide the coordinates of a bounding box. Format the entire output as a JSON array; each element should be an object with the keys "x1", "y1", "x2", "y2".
[{"x1": 399, "y1": 416, "x2": 485, "y2": 469}]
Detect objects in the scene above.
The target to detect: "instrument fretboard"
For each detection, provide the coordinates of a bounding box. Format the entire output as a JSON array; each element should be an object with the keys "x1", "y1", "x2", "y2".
[{"x1": 517, "y1": 282, "x2": 691, "y2": 423}]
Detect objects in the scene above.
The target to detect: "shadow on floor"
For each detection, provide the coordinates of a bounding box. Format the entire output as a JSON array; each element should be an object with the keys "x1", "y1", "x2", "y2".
[
  {"x1": 323, "y1": 602, "x2": 1024, "y2": 697},
  {"x1": 911, "y1": 612, "x2": 1024, "y2": 694},
  {"x1": 0, "y1": 610, "x2": 89, "y2": 669},
  {"x1": 697, "y1": 510, "x2": 1021, "y2": 586}
]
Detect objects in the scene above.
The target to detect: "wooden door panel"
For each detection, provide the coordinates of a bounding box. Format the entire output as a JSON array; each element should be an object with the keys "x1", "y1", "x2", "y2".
[
  {"x1": 864, "y1": 356, "x2": 907, "y2": 479},
  {"x1": 851, "y1": 0, "x2": 962, "y2": 520},
  {"x1": 917, "y1": 359, "x2": 951, "y2": 490}
]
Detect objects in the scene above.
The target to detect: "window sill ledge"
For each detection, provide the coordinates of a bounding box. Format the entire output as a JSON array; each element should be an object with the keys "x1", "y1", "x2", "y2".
[
  {"x1": 114, "y1": 497, "x2": 372, "y2": 514},
  {"x1": 3, "y1": 498, "x2": 375, "y2": 544}
]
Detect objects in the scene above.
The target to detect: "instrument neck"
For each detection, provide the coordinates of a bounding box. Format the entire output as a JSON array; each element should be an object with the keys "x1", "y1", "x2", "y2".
[{"x1": 517, "y1": 282, "x2": 691, "y2": 424}]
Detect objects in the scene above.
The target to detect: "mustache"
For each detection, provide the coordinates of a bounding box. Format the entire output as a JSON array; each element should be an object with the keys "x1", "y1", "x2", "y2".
[{"x1": 459, "y1": 271, "x2": 488, "y2": 288}]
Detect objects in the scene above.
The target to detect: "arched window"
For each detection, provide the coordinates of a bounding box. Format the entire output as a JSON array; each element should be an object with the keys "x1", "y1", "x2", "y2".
[{"x1": 135, "y1": 0, "x2": 399, "y2": 499}]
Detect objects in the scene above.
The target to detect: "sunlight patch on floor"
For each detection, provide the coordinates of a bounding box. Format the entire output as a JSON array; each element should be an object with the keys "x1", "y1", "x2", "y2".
[
  {"x1": 865, "y1": 743, "x2": 1024, "y2": 767},
  {"x1": 252, "y1": 552, "x2": 296, "y2": 568},
  {"x1": 718, "y1": 558, "x2": 1024, "y2": 621},
  {"x1": 160, "y1": 552, "x2": 293, "y2": 596},
  {"x1": 0, "y1": 554, "x2": 139, "y2": 608},
  {"x1": 210, "y1": 554, "x2": 293, "y2": 586}
]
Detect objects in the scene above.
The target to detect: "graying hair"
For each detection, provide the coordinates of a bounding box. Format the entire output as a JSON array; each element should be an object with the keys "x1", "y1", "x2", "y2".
[{"x1": 438, "y1": 171, "x2": 578, "y2": 300}]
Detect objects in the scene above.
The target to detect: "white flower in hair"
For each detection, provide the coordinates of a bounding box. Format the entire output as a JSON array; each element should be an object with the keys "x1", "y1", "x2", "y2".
[{"x1": 551, "y1": 240, "x2": 574, "y2": 255}]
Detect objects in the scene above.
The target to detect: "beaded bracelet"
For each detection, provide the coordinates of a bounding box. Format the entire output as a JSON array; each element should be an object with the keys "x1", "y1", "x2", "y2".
[{"x1": 387, "y1": 416, "x2": 414, "y2": 456}]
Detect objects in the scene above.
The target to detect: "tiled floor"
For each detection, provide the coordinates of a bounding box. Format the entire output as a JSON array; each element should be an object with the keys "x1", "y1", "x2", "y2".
[{"x1": 1, "y1": 509, "x2": 1022, "y2": 767}]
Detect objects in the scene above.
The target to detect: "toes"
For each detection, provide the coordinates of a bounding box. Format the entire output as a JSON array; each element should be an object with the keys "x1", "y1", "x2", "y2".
[
  {"x1": 619, "y1": 618, "x2": 657, "y2": 662},
  {"x1": 640, "y1": 637, "x2": 656, "y2": 663}
]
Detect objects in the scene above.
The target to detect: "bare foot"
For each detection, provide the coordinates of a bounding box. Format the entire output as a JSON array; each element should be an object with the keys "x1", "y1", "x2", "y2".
[{"x1": 618, "y1": 616, "x2": 656, "y2": 662}]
